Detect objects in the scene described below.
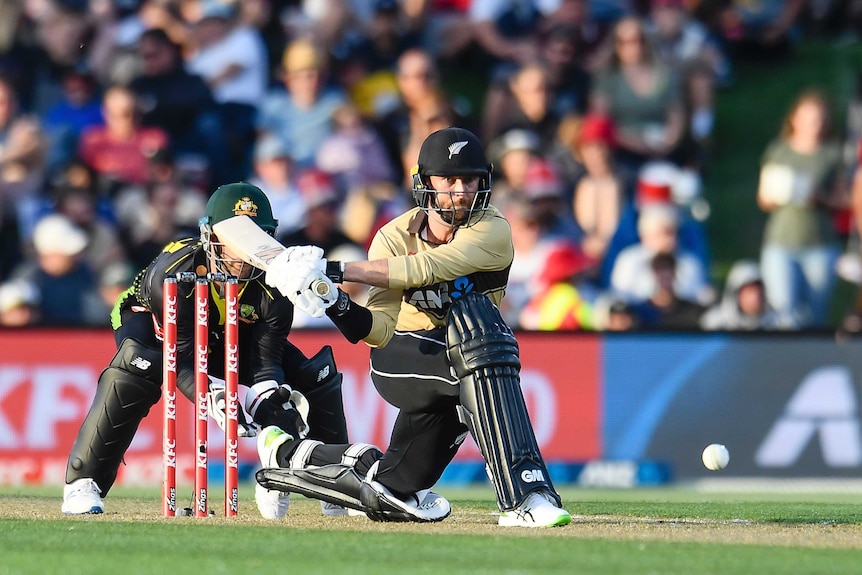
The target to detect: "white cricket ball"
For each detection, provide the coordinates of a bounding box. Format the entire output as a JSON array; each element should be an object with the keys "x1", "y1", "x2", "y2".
[{"x1": 702, "y1": 443, "x2": 730, "y2": 471}]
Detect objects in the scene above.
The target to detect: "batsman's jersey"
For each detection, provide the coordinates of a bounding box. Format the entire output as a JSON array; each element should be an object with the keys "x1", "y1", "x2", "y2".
[
  {"x1": 112, "y1": 237, "x2": 295, "y2": 385},
  {"x1": 363, "y1": 205, "x2": 514, "y2": 347}
]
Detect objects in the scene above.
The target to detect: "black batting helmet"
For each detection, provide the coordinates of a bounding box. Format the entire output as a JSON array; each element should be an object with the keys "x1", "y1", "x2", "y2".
[{"x1": 411, "y1": 127, "x2": 493, "y2": 227}]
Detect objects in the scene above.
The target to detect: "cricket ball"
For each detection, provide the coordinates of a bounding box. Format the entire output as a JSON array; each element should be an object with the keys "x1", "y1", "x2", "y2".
[{"x1": 702, "y1": 443, "x2": 730, "y2": 471}]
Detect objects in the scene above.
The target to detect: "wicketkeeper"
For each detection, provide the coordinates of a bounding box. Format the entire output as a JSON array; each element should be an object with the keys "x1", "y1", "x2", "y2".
[{"x1": 62, "y1": 182, "x2": 352, "y2": 518}]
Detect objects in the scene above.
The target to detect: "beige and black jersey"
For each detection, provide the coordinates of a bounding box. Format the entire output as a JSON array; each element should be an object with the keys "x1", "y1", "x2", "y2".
[{"x1": 362, "y1": 205, "x2": 514, "y2": 347}]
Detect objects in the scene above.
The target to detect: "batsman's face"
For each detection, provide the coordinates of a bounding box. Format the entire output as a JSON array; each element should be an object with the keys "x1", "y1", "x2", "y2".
[{"x1": 429, "y1": 175, "x2": 479, "y2": 226}]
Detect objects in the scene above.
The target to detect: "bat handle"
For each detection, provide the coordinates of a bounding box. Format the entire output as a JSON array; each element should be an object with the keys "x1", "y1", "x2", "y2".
[{"x1": 310, "y1": 278, "x2": 331, "y2": 298}]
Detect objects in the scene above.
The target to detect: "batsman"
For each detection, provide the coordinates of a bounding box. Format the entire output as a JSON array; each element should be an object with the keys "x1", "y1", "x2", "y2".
[
  {"x1": 61, "y1": 182, "x2": 352, "y2": 518},
  {"x1": 258, "y1": 128, "x2": 572, "y2": 527}
]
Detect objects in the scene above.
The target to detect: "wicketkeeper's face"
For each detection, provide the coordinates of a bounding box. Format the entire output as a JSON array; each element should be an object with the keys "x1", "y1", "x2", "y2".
[{"x1": 211, "y1": 239, "x2": 257, "y2": 280}]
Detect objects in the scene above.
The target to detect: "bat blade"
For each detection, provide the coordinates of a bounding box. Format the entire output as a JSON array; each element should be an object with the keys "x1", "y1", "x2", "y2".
[
  {"x1": 212, "y1": 215, "x2": 331, "y2": 298},
  {"x1": 212, "y1": 215, "x2": 284, "y2": 270}
]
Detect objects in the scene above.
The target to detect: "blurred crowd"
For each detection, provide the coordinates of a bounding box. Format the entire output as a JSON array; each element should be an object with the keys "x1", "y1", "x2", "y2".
[{"x1": 1, "y1": 0, "x2": 862, "y2": 332}]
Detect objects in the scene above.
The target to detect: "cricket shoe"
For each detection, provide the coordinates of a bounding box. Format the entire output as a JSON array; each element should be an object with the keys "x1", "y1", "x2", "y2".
[
  {"x1": 360, "y1": 463, "x2": 451, "y2": 522},
  {"x1": 61, "y1": 478, "x2": 104, "y2": 515},
  {"x1": 498, "y1": 491, "x2": 572, "y2": 528},
  {"x1": 255, "y1": 426, "x2": 294, "y2": 520}
]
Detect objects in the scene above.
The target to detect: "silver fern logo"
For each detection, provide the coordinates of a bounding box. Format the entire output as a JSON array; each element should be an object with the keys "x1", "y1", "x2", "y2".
[{"x1": 448, "y1": 141, "x2": 468, "y2": 159}]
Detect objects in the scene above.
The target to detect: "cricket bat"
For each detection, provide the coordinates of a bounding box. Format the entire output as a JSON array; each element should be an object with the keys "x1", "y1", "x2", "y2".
[{"x1": 212, "y1": 215, "x2": 332, "y2": 298}]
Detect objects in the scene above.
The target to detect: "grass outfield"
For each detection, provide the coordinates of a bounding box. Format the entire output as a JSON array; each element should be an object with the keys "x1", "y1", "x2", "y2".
[{"x1": 2, "y1": 485, "x2": 861, "y2": 574}]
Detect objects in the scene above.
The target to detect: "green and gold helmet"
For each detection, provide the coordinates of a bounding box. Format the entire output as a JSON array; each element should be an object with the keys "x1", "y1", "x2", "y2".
[
  {"x1": 201, "y1": 181, "x2": 278, "y2": 233},
  {"x1": 199, "y1": 182, "x2": 278, "y2": 279}
]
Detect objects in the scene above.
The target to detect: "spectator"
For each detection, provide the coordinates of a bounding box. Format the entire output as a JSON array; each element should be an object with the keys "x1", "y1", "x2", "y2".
[
  {"x1": 112, "y1": 147, "x2": 208, "y2": 268},
  {"x1": 487, "y1": 128, "x2": 542, "y2": 205},
  {"x1": 629, "y1": 251, "x2": 706, "y2": 330},
  {"x1": 41, "y1": 64, "x2": 104, "y2": 172},
  {"x1": 571, "y1": 113, "x2": 625, "y2": 266},
  {"x1": 257, "y1": 37, "x2": 347, "y2": 169},
  {"x1": 590, "y1": 15, "x2": 687, "y2": 175},
  {"x1": 280, "y1": 168, "x2": 359, "y2": 257},
  {"x1": 375, "y1": 48, "x2": 468, "y2": 185},
  {"x1": 757, "y1": 88, "x2": 845, "y2": 328},
  {"x1": 481, "y1": 61, "x2": 560, "y2": 154},
  {"x1": 77, "y1": 84, "x2": 169, "y2": 189},
  {"x1": 118, "y1": 178, "x2": 200, "y2": 271},
  {"x1": 521, "y1": 157, "x2": 582, "y2": 244},
  {"x1": 537, "y1": 23, "x2": 593, "y2": 118},
  {"x1": 518, "y1": 240, "x2": 596, "y2": 330},
  {"x1": 646, "y1": 0, "x2": 730, "y2": 147},
  {"x1": 467, "y1": 0, "x2": 547, "y2": 80},
  {"x1": 601, "y1": 160, "x2": 710, "y2": 289},
  {"x1": 315, "y1": 102, "x2": 398, "y2": 191},
  {"x1": 712, "y1": 0, "x2": 805, "y2": 61},
  {"x1": 700, "y1": 259, "x2": 796, "y2": 330},
  {"x1": 0, "y1": 278, "x2": 40, "y2": 327},
  {"x1": 52, "y1": 184, "x2": 127, "y2": 273},
  {"x1": 0, "y1": 78, "x2": 49, "y2": 244},
  {"x1": 11, "y1": 213, "x2": 109, "y2": 326},
  {"x1": 499, "y1": 195, "x2": 560, "y2": 326},
  {"x1": 539, "y1": 0, "x2": 609, "y2": 67},
  {"x1": 186, "y1": 2, "x2": 268, "y2": 183},
  {"x1": 129, "y1": 27, "x2": 223, "y2": 182},
  {"x1": 609, "y1": 202, "x2": 711, "y2": 304},
  {"x1": 602, "y1": 298, "x2": 640, "y2": 331},
  {"x1": 248, "y1": 133, "x2": 306, "y2": 238}
]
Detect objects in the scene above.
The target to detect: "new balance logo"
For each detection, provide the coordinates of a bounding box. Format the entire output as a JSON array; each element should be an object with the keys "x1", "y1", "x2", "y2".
[
  {"x1": 317, "y1": 365, "x2": 330, "y2": 382},
  {"x1": 521, "y1": 469, "x2": 545, "y2": 483},
  {"x1": 130, "y1": 356, "x2": 151, "y2": 371},
  {"x1": 448, "y1": 141, "x2": 468, "y2": 158}
]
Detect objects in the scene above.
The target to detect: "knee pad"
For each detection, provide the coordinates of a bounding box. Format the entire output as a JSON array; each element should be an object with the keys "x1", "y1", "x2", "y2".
[{"x1": 65, "y1": 340, "x2": 163, "y2": 494}]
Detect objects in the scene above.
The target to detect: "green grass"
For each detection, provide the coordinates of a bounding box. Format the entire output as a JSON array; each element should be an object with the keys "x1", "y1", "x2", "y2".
[{"x1": 2, "y1": 485, "x2": 861, "y2": 574}]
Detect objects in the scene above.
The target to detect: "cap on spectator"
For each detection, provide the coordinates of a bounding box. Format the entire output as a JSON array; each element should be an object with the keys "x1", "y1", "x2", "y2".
[
  {"x1": 254, "y1": 134, "x2": 291, "y2": 162},
  {"x1": 523, "y1": 158, "x2": 562, "y2": 201},
  {"x1": 283, "y1": 39, "x2": 324, "y2": 74},
  {"x1": 490, "y1": 129, "x2": 540, "y2": 163},
  {"x1": 577, "y1": 114, "x2": 616, "y2": 148},
  {"x1": 636, "y1": 162, "x2": 675, "y2": 204},
  {"x1": 33, "y1": 214, "x2": 88, "y2": 256},
  {"x1": 199, "y1": 0, "x2": 236, "y2": 21},
  {"x1": 297, "y1": 169, "x2": 339, "y2": 209},
  {"x1": 538, "y1": 242, "x2": 593, "y2": 285},
  {"x1": 0, "y1": 280, "x2": 39, "y2": 313}
]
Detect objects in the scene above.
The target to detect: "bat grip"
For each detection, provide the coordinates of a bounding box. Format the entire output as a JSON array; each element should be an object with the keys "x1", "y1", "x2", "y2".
[{"x1": 310, "y1": 278, "x2": 331, "y2": 298}]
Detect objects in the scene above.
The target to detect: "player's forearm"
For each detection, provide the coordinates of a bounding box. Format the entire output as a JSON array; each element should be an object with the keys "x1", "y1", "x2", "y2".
[{"x1": 342, "y1": 259, "x2": 390, "y2": 288}]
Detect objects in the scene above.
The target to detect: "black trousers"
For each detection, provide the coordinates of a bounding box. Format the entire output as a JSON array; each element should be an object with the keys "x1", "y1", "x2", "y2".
[{"x1": 369, "y1": 328, "x2": 468, "y2": 498}]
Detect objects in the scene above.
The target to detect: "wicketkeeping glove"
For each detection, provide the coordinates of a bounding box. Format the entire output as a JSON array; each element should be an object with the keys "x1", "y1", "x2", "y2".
[{"x1": 207, "y1": 377, "x2": 259, "y2": 437}]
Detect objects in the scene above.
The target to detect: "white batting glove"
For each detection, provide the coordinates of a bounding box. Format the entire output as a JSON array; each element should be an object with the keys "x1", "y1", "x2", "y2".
[
  {"x1": 293, "y1": 272, "x2": 337, "y2": 318},
  {"x1": 266, "y1": 255, "x2": 321, "y2": 302},
  {"x1": 281, "y1": 245, "x2": 325, "y2": 264}
]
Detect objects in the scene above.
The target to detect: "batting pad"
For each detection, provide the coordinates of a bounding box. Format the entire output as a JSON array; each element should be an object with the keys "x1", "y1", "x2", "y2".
[
  {"x1": 256, "y1": 465, "x2": 367, "y2": 513},
  {"x1": 446, "y1": 292, "x2": 559, "y2": 511}
]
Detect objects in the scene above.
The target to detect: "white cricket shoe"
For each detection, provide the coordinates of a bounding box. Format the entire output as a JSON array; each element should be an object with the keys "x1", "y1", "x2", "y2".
[
  {"x1": 498, "y1": 491, "x2": 572, "y2": 528},
  {"x1": 255, "y1": 426, "x2": 293, "y2": 520},
  {"x1": 61, "y1": 478, "x2": 104, "y2": 515}
]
